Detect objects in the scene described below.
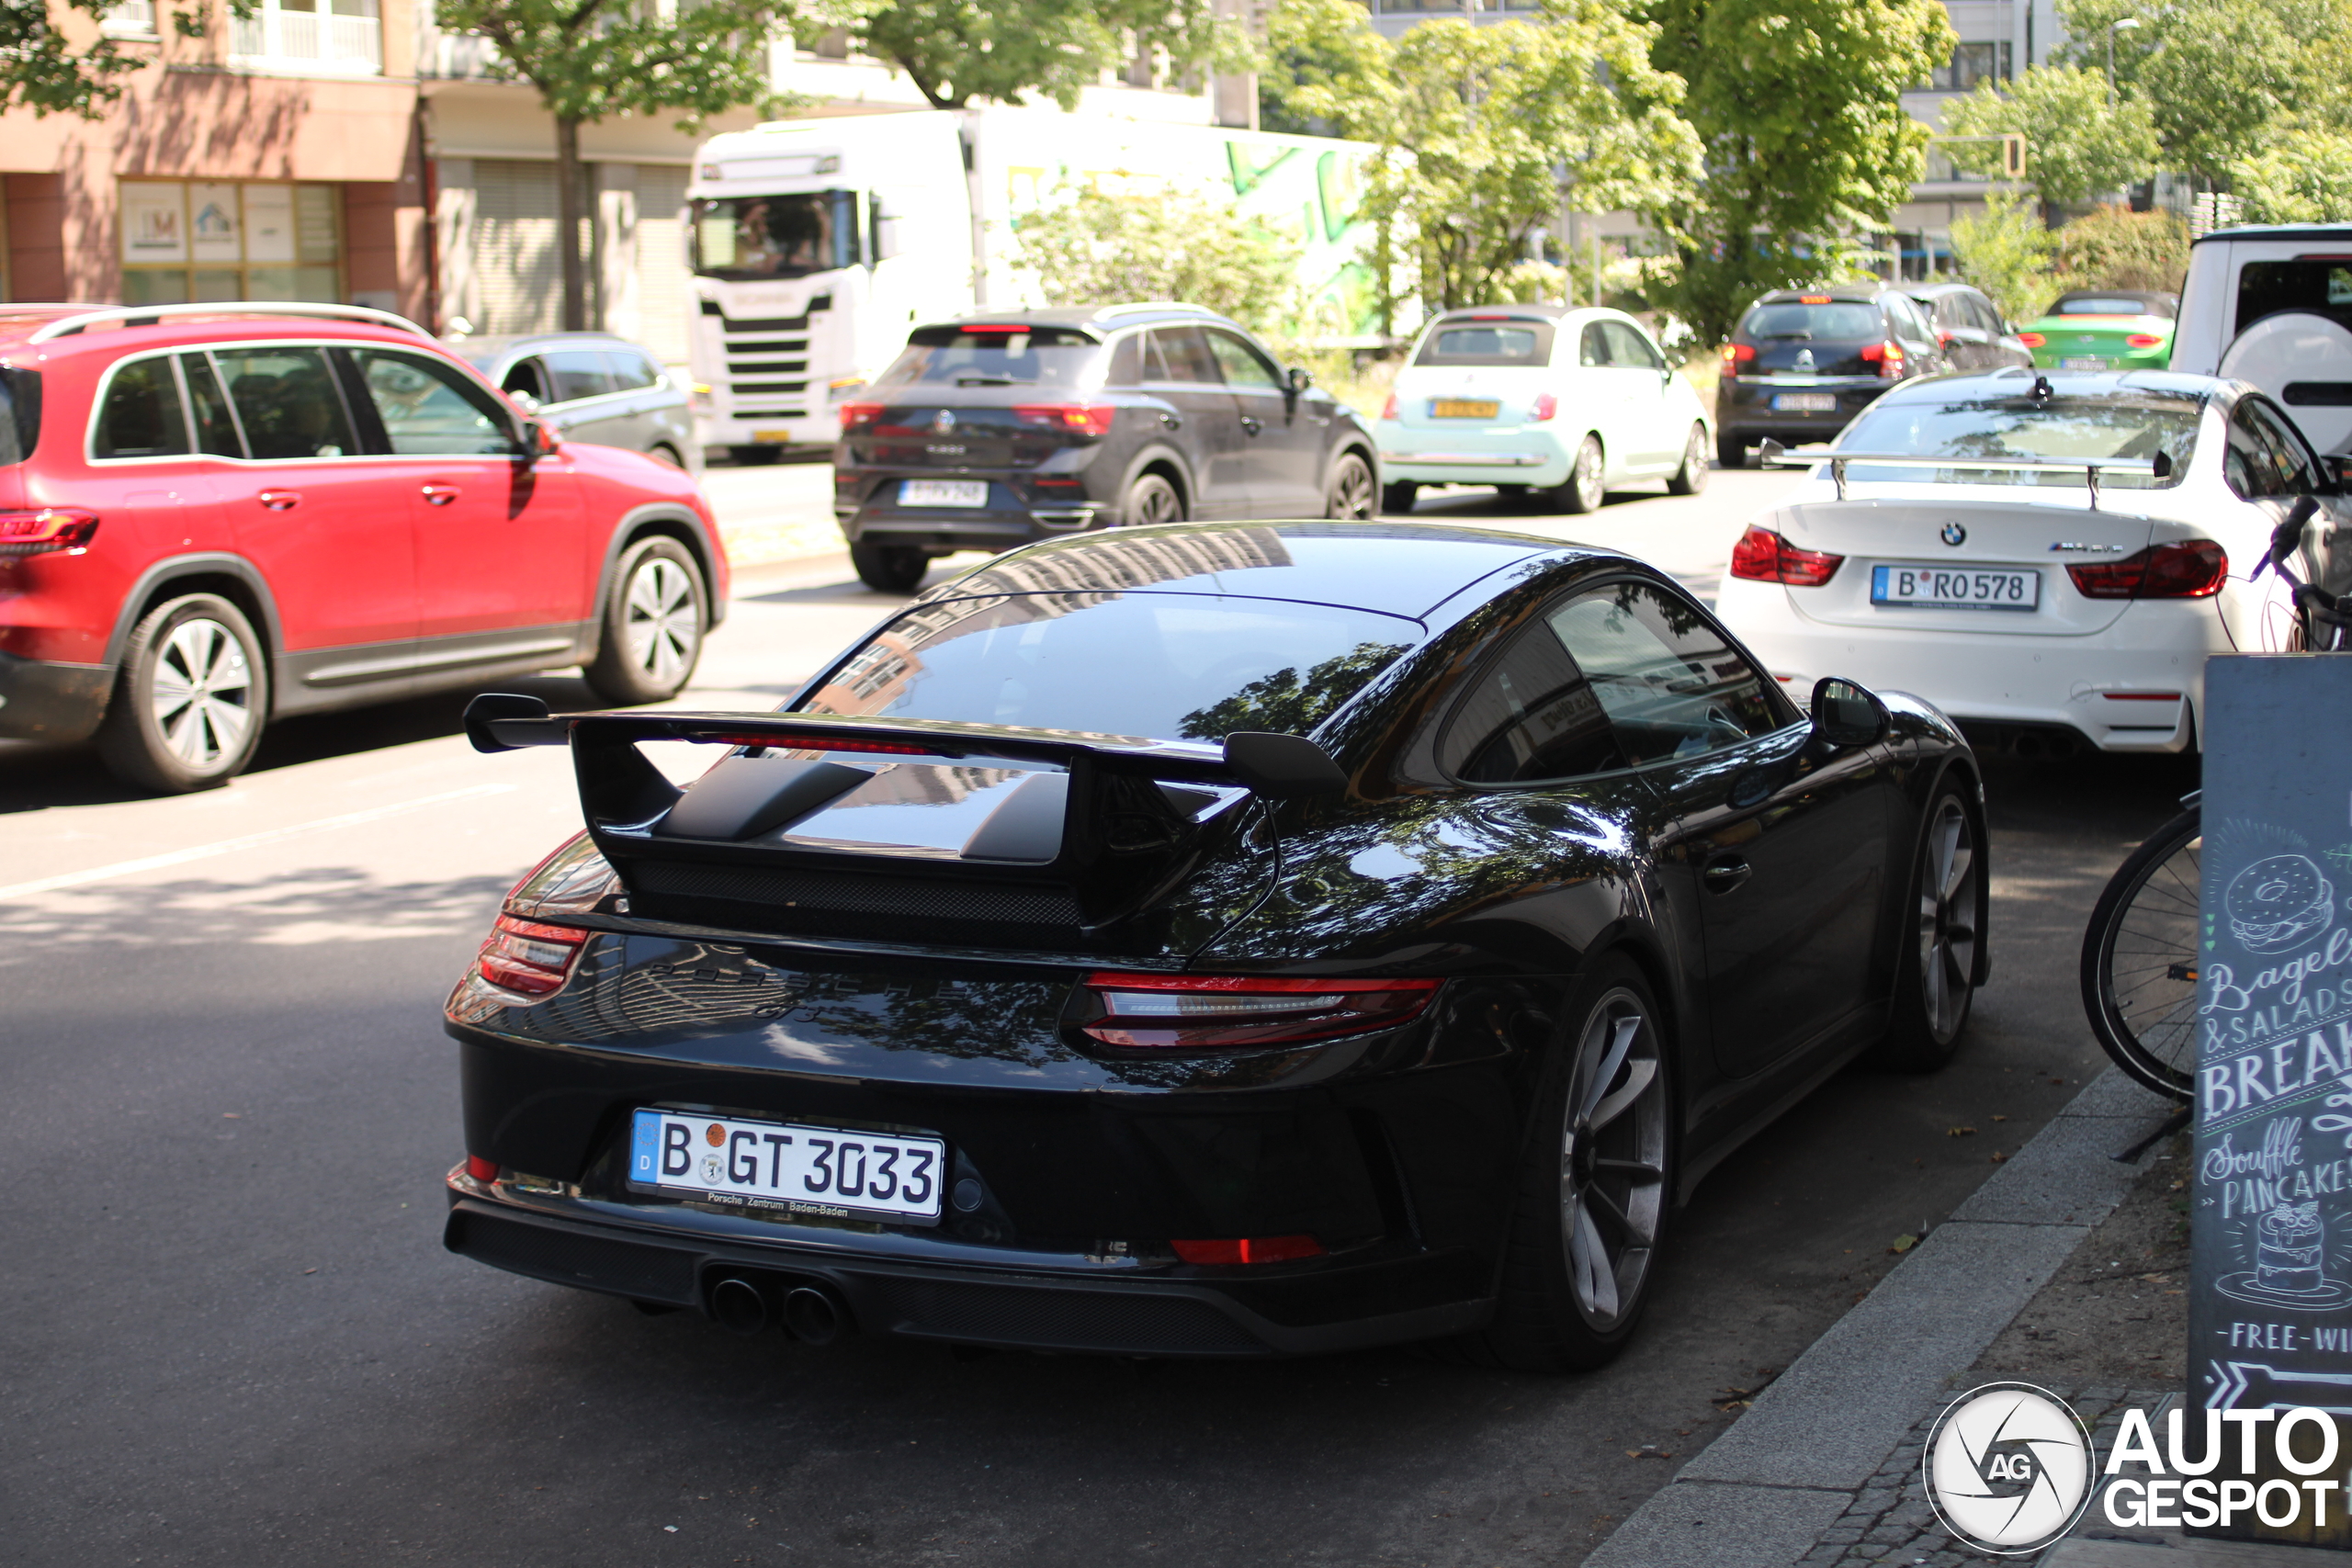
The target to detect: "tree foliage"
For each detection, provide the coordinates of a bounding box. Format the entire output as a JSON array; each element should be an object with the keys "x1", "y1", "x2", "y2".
[
  {"x1": 0, "y1": 0, "x2": 251, "y2": 119},
  {"x1": 1939, "y1": 64, "x2": 2160, "y2": 209},
  {"x1": 1640, "y1": 0, "x2": 1956, "y2": 346},
  {"x1": 2049, "y1": 205, "x2": 2190, "y2": 293},
  {"x1": 1012, "y1": 184, "x2": 1303, "y2": 334},
  {"x1": 2057, "y1": 0, "x2": 2322, "y2": 187},
  {"x1": 844, "y1": 0, "x2": 1237, "y2": 110},
  {"x1": 1948, "y1": 191, "x2": 2057, "y2": 325},
  {"x1": 2233, "y1": 128, "x2": 2352, "y2": 222}
]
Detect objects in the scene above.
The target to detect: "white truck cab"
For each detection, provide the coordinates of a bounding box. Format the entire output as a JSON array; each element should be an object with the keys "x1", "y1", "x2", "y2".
[{"x1": 2172, "y1": 224, "x2": 2352, "y2": 457}]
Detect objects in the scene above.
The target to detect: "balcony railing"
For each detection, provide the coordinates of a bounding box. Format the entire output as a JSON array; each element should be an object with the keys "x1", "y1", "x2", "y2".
[{"x1": 230, "y1": 9, "x2": 383, "y2": 73}]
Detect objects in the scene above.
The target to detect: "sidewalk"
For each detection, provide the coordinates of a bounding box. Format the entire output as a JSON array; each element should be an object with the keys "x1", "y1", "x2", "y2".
[{"x1": 1579, "y1": 1068, "x2": 2328, "y2": 1568}]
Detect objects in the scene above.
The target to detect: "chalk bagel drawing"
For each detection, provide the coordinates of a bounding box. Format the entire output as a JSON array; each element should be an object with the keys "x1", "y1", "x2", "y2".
[{"x1": 2223, "y1": 854, "x2": 2335, "y2": 953}]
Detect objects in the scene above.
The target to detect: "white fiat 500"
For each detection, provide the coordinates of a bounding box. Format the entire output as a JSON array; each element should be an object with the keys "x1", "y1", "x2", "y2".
[
  {"x1": 1715, "y1": 368, "x2": 2350, "y2": 757},
  {"x1": 1377, "y1": 305, "x2": 1713, "y2": 515}
]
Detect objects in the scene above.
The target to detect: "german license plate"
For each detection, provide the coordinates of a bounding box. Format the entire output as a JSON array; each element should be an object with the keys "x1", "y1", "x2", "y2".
[
  {"x1": 628, "y1": 1109, "x2": 944, "y2": 1224},
  {"x1": 899, "y1": 479, "x2": 989, "y2": 508},
  {"x1": 1772, "y1": 392, "x2": 1838, "y2": 412},
  {"x1": 2062, "y1": 356, "x2": 2109, "y2": 370},
  {"x1": 1871, "y1": 564, "x2": 2041, "y2": 611},
  {"x1": 752, "y1": 429, "x2": 794, "y2": 444},
  {"x1": 1430, "y1": 398, "x2": 1500, "y2": 419}
]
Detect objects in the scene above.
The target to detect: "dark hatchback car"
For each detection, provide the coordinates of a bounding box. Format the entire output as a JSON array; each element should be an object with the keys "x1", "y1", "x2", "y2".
[
  {"x1": 831, "y1": 305, "x2": 1381, "y2": 592},
  {"x1": 1906, "y1": 281, "x2": 2034, "y2": 372},
  {"x1": 1717, "y1": 286, "x2": 1951, "y2": 467},
  {"x1": 442, "y1": 522, "x2": 1986, "y2": 1370}
]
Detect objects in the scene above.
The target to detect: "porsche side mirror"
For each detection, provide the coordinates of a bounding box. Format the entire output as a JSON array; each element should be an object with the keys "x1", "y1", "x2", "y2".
[{"x1": 1810, "y1": 677, "x2": 1890, "y2": 750}]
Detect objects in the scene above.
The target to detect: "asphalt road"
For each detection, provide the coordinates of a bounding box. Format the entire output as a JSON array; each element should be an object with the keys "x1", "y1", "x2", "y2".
[{"x1": 0, "y1": 471, "x2": 2197, "y2": 1567}]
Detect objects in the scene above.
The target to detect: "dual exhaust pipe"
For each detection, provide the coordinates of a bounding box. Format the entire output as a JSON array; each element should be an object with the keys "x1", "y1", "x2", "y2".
[{"x1": 707, "y1": 1272, "x2": 853, "y2": 1344}]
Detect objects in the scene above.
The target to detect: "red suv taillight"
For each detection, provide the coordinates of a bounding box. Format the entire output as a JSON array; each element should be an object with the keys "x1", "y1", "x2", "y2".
[
  {"x1": 0, "y1": 507, "x2": 98, "y2": 557},
  {"x1": 473, "y1": 914, "x2": 589, "y2": 997},
  {"x1": 1074, "y1": 972, "x2": 1442, "y2": 1051},
  {"x1": 1013, "y1": 403, "x2": 1117, "y2": 436},
  {"x1": 1730, "y1": 525, "x2": 1845, "y2": 587},
  {"x1": 2067, "y1": 540, "x2": 2227, "y2": 599}
]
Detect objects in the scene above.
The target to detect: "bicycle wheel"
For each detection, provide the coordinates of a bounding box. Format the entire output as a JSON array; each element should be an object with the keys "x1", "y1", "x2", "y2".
[{"x1": 2080, "y1": 806, "x2": 2202, "y2": 1100}]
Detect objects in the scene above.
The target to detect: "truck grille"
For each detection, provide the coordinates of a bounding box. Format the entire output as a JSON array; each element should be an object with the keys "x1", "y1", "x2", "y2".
[{"x1": 707, "y1": 301, "x2": 810, "y2": 417}]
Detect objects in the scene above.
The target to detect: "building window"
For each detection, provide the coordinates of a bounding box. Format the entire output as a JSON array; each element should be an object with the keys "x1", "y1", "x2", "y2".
[
  {"x1": 102, "y1": 0, "x2": 158, "y2": 36},
  {"x1": 1930, "y1": 40, "x2": 2012, "y2": 92},
  {"x1": 119, "y1": 181, "x2": 344, "y2": 307},
  {"x1": 230, "y1": 0, "x2": 383, "y2": 73}
]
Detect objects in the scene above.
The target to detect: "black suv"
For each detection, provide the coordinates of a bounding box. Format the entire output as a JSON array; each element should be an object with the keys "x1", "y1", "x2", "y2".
[
  {"x1": 832, "y1": 304, "x2": 1380, "y2": 592},
  {"x1": 1716, "y1": 285, "x2": 1950, "y2": 467}
]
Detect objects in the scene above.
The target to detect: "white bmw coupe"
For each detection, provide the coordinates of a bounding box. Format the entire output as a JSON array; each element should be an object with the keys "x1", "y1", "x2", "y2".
[{"x1": 1714, "y1": 368, "x2": 2348, "y2": 758}]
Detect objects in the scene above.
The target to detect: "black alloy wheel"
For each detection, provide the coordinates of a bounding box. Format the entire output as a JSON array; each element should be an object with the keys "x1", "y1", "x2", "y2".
[
  {"x1": 584, "y1": 536, "x2": 707, "y2": 704},
  {"x1": 850, "y1": 539, "x2": 930, "y2": 594},
  {"x1": 1556, "y1": 434, "x2": 1606, "y2": 514},
  {"x1": 1871, "y1": 787, "x2": 1984, "y2": 1071},
  {"x1": 1122, "y1": 472, "x2": 1184, "y2": 527},
  {"x1": 1380, "y1": 480, "x2": 1419, "y2": 515},
  {"x1": 1457, "y1": 955, "x2": 1671, "y2": 1371},
  {"x1": 1668, "y1": 423, "x2": 1711, "y2": 496},
  {"x1": 1325, "y1": 452, "x2": 1376, "y2": 520},
  {"x1": 96, "y1": 592, "x2": 269, "y2": 793}
]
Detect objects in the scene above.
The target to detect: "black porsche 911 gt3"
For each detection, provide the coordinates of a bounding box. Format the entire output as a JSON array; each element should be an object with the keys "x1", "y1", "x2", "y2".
[{"x1": 442, "y1": 521, "x2": 1987, "y2": 1371}]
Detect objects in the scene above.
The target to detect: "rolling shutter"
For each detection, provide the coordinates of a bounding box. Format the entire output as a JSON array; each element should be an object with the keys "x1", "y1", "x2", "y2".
[
  {"x1": 472, "y1": 160, "x2": 561, "y2": 336},
  {"x1": 633, "y1": 164, "x2": 691, "y2": 367}
]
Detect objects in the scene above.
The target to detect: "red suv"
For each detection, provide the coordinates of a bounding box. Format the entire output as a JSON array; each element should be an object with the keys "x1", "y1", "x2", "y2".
[{"x1": 0, "y1": 302, "x2": 729, "y2": 791}]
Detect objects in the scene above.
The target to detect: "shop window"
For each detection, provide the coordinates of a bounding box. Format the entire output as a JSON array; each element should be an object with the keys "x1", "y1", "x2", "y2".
[
  {"x1": 1929, "y1": 40, "x2": 2012, "y2": 92},
  {"x1": 120, "y1": 181, "x2": 343, "y2": 307}
]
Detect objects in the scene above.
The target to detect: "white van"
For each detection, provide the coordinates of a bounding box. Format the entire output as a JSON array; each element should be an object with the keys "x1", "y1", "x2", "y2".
[{"x1": 2172, "y1": 224, "x2": 2352, "y2": 457}]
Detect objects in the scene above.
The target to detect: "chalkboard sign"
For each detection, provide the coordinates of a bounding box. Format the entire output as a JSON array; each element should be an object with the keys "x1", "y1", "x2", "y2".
[{"x1": 2196, "y1": 655, "x2": 2352, "y2": 1546}]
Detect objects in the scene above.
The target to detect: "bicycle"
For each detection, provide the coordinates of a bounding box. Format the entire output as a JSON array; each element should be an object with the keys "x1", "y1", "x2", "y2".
[{"x1": 2078, "y1": 495, "x2": 2345, "y2": 1100}]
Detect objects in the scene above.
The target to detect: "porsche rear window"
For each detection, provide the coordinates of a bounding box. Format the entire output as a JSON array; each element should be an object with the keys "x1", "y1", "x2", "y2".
[
  {"x1": 1740, "y1": 302, "x2": 1883, "y2": 341},
  {"x1": 1415, "y1": 321, "x2": 1554, "y2": 366},
  {"x1": 797, "y1": 592, "x2": 1415, "y2": 742},
  {"x1": 1837, "y1": 393, "x2": 2203, "y2": 489}
]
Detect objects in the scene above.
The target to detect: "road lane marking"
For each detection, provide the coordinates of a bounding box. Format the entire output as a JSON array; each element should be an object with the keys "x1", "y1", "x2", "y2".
[{"x1": 0, "y1": 783, "x2": 520, "y2": 899}]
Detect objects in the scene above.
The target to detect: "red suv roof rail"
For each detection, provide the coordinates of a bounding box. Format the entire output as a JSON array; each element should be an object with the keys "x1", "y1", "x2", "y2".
[{"x1": 24, "y1": 300, "x2": 435, "y2": 344}]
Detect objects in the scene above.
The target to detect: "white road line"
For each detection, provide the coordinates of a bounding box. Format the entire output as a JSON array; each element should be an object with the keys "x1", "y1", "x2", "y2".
[{"x1": 0, "y1": 783, "x2": 519, "y2": 900}]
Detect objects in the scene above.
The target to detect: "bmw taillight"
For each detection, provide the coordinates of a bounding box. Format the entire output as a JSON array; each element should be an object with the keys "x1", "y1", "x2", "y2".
[
  {"x1": 1379, "y1": 392, "x2": 1399, "y2": 421},
  {"x1": 1073, "y1": 972, "x2": 1441, "y2": 1051},
  {"x1": 1729, "y1": 525, "x2": 1845, "y2": 587},
  {"x1": 2018, "y1": 332, "x2": 2046, "y2": 348},
  {"x1": 1858, "y1": 340, "x2": 1905, "y2": 379},
  {"x1": 2067, "y1": 540, "x2": 2227, "y2": 600},
  {"x1": 0, "y1": 507, "x2": 98, "y2": 558},
  {"x1": 1529, "y1": 391, "x2": 1558, "y2": 422},
  {"x1": 473, "y1": 914, "x2": 589, "y2": 998},
  {"x1": 1013, "y1": 404, "x2": 1118, "y2": 435},
  {"x1": 1721, "y1": 342, "x2": 1756, "y2": 378}
]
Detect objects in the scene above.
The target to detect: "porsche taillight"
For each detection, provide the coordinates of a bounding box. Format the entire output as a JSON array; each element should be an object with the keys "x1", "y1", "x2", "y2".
[
  {"x1": 473, "y1": 914, "x2": 589, "y2": 998},
  {"x1": 1073, "y1": 973, "x2": 1441, "y2": 1050}
]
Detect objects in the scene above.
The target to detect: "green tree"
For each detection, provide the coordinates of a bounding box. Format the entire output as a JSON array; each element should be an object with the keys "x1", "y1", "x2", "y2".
[
  {"x1": 1947, "y1": 191, "x2": 2057, "y2": 325},
  {"x1": 2058, "y1": 0, "x2": 2316, "y2": 188},
  {"x1": 1012, "y1": 184, "x2": 1304, "y2": 333},
  {"x1": 2050, "y1": 205, "x2": 2189, "y2": 292},
  {"x1": 844, "y1": 0, "x2": 1237, "y2": 109},
  {"x1": 2233, "y1": 127, "x2": 2352, "y2": 221},
  {"x1": 1258, "y1": 0, "x2": 1392, "y2": 137},
  {"x1": 435, "y1": 0, "x2": 828, "y2": 330},
  {"x1": 1939, "y1": 63, "x2": 2160, "y2": 209},
  {"x1": 1641, "y1": 0, "x2": 1956, "y2": 346}
]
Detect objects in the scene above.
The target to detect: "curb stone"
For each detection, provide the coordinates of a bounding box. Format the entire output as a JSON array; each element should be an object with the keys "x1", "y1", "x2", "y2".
[{"x1": 1581, "y1": 1066, "x2": 2177, "y2": 1568}]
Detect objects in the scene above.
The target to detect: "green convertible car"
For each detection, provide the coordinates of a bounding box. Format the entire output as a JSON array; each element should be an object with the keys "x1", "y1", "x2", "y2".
[{"x1": 2016, "y1": 289, "x2": 2177, "y2": 371}]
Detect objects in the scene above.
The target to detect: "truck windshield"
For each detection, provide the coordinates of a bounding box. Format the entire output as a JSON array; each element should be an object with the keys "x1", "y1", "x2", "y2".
[
  {"x1": 691, "y1": 193, "x2": 860, "y2": 279},
  {"x1": 875, "y1": 326, "x2": 1103, "y2": 389}
]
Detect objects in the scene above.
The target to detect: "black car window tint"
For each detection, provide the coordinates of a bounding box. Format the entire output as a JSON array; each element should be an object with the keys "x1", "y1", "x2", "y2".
[
  {"x1": 1205, "y1": 329, "x2": 1283, "y2": 389},
  {"x1": 797, "y1": 590, "x2": 1414, "y2": 742},
  {"x1": 93, "y1": 356, "x2": 191, "y2": 459},
  {"x1": 2223, "y1": 400, "x2": 2276, "y2": 499},
  {"x1": 545, "y1": 350, "x2": 615, "y2": 403},
  {"x1": 2247, "y1": 398, "x2": 2323, "y2": 493},
  {"x1": 1740, "y1": 302, "x2": 1882, "y2": 341},
  {"x1": 350, "y1": 349, "x2": 525, "y2": 457},
  {"x1": 179, "y1": 354, "x2": 244, "y2": 457},
  {"x1": 1104, "y1": 334, "x2": 1143, "y2": 387},
  {"x1": 1604, "y1": 320, "x2": 1663, "y2": 369},
  {"x1": 603, "y1": 350, "x2": 661, "y2": 390},
  {"x1": 1578, "y1": 321, "x2": 1611, "y2": 367},
  {"x1": 501, "y1": 358, "x2": 550, "y2": 404},
  {"x1": 210, "y1": 346, "x2": 358, "y2": 460},
  {"x1": 1445, "y1": 611, "x2": 1625, "y2": 784},
  {"x1": 1547, "y1": 581, "x2": 1781, "y2": 767},
  {"x1": 1150, "y1": 326, "x2": 1221, "y2": 384}
]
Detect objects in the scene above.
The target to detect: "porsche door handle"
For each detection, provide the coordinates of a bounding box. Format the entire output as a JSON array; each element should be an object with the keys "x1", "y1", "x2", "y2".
[
  {"x1": 420, "y1": 483, "x2": 462, "y2": 506},
  {"x1": 256, "y1": 490, "x2": 300, "y2": 511},
  {"x1": 1702, "y1": 856, "x2": 1752, "y2": 894}
]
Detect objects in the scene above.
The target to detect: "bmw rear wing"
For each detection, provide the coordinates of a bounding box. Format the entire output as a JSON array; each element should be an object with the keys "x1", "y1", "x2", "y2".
[{"x1": 1758, "y1": 438, "x2": 2164, "y2": 506}]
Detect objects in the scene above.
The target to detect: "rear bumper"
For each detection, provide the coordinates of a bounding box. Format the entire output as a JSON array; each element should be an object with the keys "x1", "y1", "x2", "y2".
[
  {"x1": 1718, "y1": 378, "x2": 1890, "y2": 441},
  {"x1": 838, "y1": 471, "x2": 1105, "y2": 551},
  {"x1": 0, "y1": 649, "x2": 109, "y2": 743},
  {"x1": 1377, "y1": 428, "x2": 1572, "y2": 487},
  {"x1": 444, "y1": 1189, "x2": 1491, "y2": 1358}
]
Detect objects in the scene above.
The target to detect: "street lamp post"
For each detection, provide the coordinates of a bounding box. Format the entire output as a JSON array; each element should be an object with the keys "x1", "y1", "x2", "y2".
[{"x1": 2106, "y1": 17, "x2": 2141, "y2": 108}]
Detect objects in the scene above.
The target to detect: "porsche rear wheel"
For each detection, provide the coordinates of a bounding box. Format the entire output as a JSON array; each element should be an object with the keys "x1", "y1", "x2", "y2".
[{"x1": 1870, "y1": 787, "x2": 1984, "y2": 1072}]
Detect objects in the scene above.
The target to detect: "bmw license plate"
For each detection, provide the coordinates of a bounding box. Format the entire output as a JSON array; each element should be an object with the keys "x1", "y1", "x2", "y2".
[
  {"x1": 628, "y1": 1108, "x2": 945, "y2": 1224},
  {"x1": 1871, "y1": 564, "x2": 2041, "y2": 611},
  {"x1": 1771, "y1": 392, "x2": 1838, "y2": 412},
  {"x1": 2061, "y1": 355, "x2": 2109, "y2": 370},
  {"x1": 899, "y1": 479, "x2": 989, "y2": 508},
  {"x1": 1430, "y1": 398, "x2": 1500, "y2": 419}
]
